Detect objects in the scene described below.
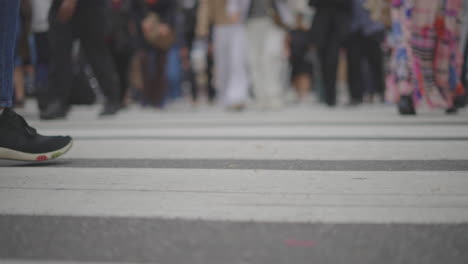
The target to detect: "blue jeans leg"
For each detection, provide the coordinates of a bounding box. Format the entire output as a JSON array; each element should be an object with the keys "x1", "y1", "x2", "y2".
[{"x1": 0, "y1": 0, "x2": 20, "y2": 108}]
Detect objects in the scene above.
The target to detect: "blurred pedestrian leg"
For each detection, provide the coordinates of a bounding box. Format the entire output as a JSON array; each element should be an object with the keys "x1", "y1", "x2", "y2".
[
  {"x1": 166, "y1": 45, "x2": 183, "y2": 101},
  {"x1": 308, "y1": 0, "x2": 352, "y2": 107},
  {"x1": 346, "y1": 0, "x2": 386, "y2": 105},
  {"x1": 196, "y1": 0, "x2": 249, "y2": 110},
  {"x1": 141, "y1": 48, "x2": 168, "y2": 108},
  {"x1": 289, "y1": 19, "x2": 314, "y2": 102},
  {"x1": 214, "y1": 24, "x2": 249, "y2": 109},
  {"x1": 388, "y1": 0, "x2": 465, "y2": 115},
  {"x1": 42, "y1": 0, "x2": 121, "y2": 120},
  {"x1": 137, "y1": 0, "x2": 177, "y2": 109},
  {"x1": 217, "y1": 0, "x2": 249, "y2": 110},
  {"x1": 247, "y1": 0, "x2": 289, "y2": 110},
  {"x1": 107, "y1": 0, "x2": 135, "y2": 107},
  {"x1": 31, "y1": 0, "x2": 53, "y2": 111}
]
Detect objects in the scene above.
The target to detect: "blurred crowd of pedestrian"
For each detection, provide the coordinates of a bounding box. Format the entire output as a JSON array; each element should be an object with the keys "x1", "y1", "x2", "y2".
[{"x1": 10, "y1": 0, "x2": 468, "y2": 119}]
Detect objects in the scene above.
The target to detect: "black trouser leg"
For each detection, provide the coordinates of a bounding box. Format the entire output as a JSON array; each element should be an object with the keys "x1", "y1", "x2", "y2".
[
  {"x1": 117, "y1": 53, "x2": 131, "y2": 103},
  {"x1": 188, "y1": 68, "x2": 198, "y2": 101},
  {"x1": 74, "y1": 8, "x2": 121, "y2": 105},
  {"x1": 206, "y1": 53, "x2": 216, "y2": 102},
  {"x1": 110, "y1": 47, "x2": 131, "y2": 103},
  {"x1": 34, "y1": 32, "x2": 50, "y2": 111},
  {"x1": 346, "y1": 32, "x2": 364, "y2": 102},
  {"x1": 364, "y1": 32, "x2": 385, "y2": 99},
  {"x1": 34, "y1": 33, "x2": 49, "y2": 65},
  {"x1": 48, "y1": 4, "x2": 74, "y2": 106},
  {"x1": 141, "y1": 49, "x2": 168, "y2": 107},
  {"x1": 463, "y1": 35, "x2": 468, "y2": 88},
  {"x1": 319, "y1": 34, "x2": 340, "y2": 106}
]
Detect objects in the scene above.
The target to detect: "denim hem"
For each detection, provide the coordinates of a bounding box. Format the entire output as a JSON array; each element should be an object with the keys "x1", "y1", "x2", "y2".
[{"x1": 0, "y1": 100, "x2": 13, "y2": 108}]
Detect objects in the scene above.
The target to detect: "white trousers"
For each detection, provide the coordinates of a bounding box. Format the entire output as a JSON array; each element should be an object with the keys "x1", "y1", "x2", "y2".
[
  {"x1": 213, "y1": 24, "x2": 249, "y2": 106},
  {"x1": 247, "y1": 18, "x2": 287, "y2": 107}
]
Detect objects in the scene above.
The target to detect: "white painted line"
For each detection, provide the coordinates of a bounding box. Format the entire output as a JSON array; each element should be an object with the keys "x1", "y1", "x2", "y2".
[
  {"x1": 62, "y1": 140, "x2": 468, "y2": 160},
  {"x1": 1, "y1": 169, "x2": 467, "y2": 223},
  {"x1": 1, "y1": 169, "x2": 467, "y2": 195}
]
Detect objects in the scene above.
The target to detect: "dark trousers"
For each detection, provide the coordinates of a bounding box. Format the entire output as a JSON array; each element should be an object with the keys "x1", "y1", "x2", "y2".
[
  {"x1": 184, "y1": 48, "x2": 216, "y2": 103},
  {"x1": 110, "y1": 45, "x2": 132, "y2": 103},
  {"x1": 206, "y1": 52, "x2": 216, "y2": 102},
  {"x1": 462, "y1": 35, "x2": 468, "y2": 89},
  {"x1": 48, "y1": 4, "x2": 120, "y2": 106},
  {"x1": 141, "y1": 49, "x2": 168, "y2": 107},
  {"x1": 34, "y1": 32, "x2": 51, "y2": 111},
  {"x1": 312, "y1": 9, "x2": 350, "y2": 106},
  {"x1": 346, "y1": 31, "x2": 385, "y2": 102},
  {"x1": 317, "y1": 38, "x2": 340, "y2": 106}
]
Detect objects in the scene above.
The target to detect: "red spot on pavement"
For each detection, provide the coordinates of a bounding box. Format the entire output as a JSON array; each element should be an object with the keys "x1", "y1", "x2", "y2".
[
  {"x1": 285, "y1": 239, "x2": 316, "y2": 248},
  {"x1": 36, "y1": 155, "x2": 48, "y2": 161}
]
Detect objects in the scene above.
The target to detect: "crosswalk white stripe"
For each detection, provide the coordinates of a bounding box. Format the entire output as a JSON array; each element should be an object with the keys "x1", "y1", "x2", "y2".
[
  {"x1": 1, "y1": 169, "x2": 467, "y2": 223},
  {"x1": 61, "y1": 140, "x2": 468, "y2": 160},
  {"x1": 2, "y1": 169, "x2": 467, "y2": 195},
  {"x1": 2, "y1": 189, "x2": 467, "y2": 223}
]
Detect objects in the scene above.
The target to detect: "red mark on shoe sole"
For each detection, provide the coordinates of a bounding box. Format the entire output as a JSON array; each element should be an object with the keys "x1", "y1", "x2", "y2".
[
  {"x1": 36, "y1": 155, "x2": 48, "y2": 161},
  {"x1": 285, "y1": 239, "x2": 316, "y2": 248}
]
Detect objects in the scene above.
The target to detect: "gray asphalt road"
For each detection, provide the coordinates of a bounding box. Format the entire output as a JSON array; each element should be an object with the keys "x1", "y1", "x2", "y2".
[{"x1": 1, "y1": 215, "x2": 468, "y2": 264}]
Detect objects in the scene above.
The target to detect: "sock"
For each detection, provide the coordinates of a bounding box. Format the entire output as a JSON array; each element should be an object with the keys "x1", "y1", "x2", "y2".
[{"x1": 0, "y1": 108, "x2": 4, "y2": 115}]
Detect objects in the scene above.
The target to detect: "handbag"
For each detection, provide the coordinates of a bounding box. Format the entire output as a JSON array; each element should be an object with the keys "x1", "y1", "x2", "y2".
[{"x1": 142, "y1": 12, "x2": 175, "y2": 50}]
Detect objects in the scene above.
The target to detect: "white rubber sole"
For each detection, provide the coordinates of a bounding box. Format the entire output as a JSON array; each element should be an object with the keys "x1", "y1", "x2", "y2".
[{"x1": 0, "y1": 140, "x2": 73, "y2": 162}]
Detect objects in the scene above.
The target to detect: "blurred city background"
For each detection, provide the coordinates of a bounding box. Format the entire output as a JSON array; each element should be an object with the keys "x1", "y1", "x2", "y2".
[
  {"x1": 9, "y1": 0, "x2": 467, "y2": 116},
  {"x1": 2, "y1": 0, "x2": 468, "y2": 263}
]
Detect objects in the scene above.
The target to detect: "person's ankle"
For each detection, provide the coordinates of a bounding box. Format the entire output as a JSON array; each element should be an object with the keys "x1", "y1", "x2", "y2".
[{"x1": 0, "y1": 107, "x2": 4, "y2": 115}]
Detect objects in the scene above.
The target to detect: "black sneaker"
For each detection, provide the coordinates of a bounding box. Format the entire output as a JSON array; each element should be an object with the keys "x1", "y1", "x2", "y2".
[{"x1": 0, "y1": 108, "x2": 73, "y2": 161}]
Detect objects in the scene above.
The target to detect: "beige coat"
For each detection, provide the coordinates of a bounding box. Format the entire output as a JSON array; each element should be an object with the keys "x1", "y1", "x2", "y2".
[{"x1": 196, "y1": 0, "x2": 233, "y2": 37}]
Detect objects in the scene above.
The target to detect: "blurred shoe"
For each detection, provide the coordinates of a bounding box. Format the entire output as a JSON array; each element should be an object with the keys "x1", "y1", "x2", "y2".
[
  {"x1": 226, "y1": 103, "x2": 246, "y2": 112},
  {"x1": 40, "y1": 100, "x2": 69, "y2": 120},
  {"x1": 99, "y1": 103, "x2": 121, "y2": 117},
  {"x1": 325, "y1": 100, "x2": 337, "y2": 107},
  {"x1": 398, "y1": 95, "x2": 416, "y2": 115},
  {"x1": 446, "y1": 106, "x2": 458, "y2": 115},
  {"x1": 0, "y1": 108, "x2": 73, "y2": 161},
  {"x1": 453, "y1": 95, "x2": 467, "y2": 109},
  {"x1": 347, "y1": 99, "x2": 363, "y2": 107}
]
